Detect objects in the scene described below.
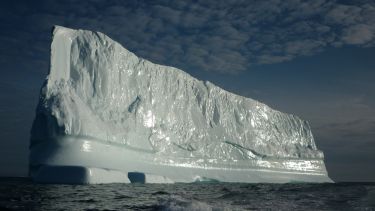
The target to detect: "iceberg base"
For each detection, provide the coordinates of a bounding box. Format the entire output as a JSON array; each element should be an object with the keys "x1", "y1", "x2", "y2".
[{"x1": 29, "y1": 136, "x2": 332, "y2": 184}]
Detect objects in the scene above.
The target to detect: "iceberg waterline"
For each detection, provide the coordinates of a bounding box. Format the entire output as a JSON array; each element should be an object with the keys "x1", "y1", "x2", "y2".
[{"x1": 29, "y1": 26, "x2": 332, "y2": 184}]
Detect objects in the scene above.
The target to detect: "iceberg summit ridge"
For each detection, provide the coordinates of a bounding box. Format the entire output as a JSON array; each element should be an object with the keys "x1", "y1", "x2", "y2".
[{"x1": 29, "y1": 26, "x2": 332, "y2": 184}]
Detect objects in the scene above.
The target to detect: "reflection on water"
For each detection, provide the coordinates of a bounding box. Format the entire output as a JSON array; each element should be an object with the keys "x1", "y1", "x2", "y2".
[{"x1": 0, "y1": 178, "x2": 374, "y2": 210}]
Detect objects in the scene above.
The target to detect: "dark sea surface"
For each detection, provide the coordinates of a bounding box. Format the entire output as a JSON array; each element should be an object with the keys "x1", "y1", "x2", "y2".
[{"x1": 0, "y1": 178, "x2": 374, "y2": 210}]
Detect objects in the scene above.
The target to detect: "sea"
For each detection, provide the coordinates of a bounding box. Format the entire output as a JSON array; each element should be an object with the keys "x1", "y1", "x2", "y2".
[{"x1": 0, "y1": 178, "x2": 374, "y2": 210}]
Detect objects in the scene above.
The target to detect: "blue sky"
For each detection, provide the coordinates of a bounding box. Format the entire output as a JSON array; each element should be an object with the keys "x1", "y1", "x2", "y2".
[{"x1": 0, "y1": 0, "x2": 374, "y2": 181}]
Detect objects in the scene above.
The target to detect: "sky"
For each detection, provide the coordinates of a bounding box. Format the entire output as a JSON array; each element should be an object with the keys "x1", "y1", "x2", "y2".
[{"x1": 0, "y1": 0, "x2": 374, "y2": 182}]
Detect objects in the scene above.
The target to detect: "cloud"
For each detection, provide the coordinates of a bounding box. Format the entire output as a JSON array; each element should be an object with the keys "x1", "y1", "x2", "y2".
[
  {"x1": 1, "y1": 0, "x2": 375, "y2": 75},
  {"x1": 258, "y1": 54, "x2": 293, "y2": 64},
  {"x1": 325, "y1": 4, "x2": 363, "y2": 25},
  {"x1": 342, "y1": 24, "x2": 374, "y2": 44}
]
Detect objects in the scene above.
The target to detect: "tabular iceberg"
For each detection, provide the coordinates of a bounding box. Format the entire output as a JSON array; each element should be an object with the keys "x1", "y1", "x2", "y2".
[{"x1": 29, "y1": 26, "x2": 332, "y2": 184}]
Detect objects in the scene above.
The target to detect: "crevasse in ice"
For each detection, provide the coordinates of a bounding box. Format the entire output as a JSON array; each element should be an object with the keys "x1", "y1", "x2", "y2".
[{"x1": 29, "y1": 26, "x2": 332, "y2": 184}]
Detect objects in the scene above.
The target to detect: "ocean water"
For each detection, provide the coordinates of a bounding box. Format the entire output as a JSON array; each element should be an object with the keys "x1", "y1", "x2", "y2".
[{"x1": 0, "y1": 178, "x2": 374, "y2": 210}]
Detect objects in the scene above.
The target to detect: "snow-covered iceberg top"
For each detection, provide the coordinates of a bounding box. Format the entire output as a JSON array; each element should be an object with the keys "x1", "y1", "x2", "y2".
[{"x1": 29, "y1": 26, "x2": 331, "y2": 183}]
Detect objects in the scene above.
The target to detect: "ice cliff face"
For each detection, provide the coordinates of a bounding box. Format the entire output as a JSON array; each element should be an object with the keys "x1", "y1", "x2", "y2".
[{"x1": 30, "y1": 26, "x2": 331, "y2": 183}]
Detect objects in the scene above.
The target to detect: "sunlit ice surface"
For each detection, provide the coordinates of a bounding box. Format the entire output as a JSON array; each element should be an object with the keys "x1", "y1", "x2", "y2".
[{"x1": 29, "y1": 26, "x2": 332, "y2": 184}]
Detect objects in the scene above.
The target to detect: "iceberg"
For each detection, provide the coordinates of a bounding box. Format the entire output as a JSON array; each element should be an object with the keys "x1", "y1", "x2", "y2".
[{"x1": 29, "y1": 26, "x2": 332, "y2": 184}]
